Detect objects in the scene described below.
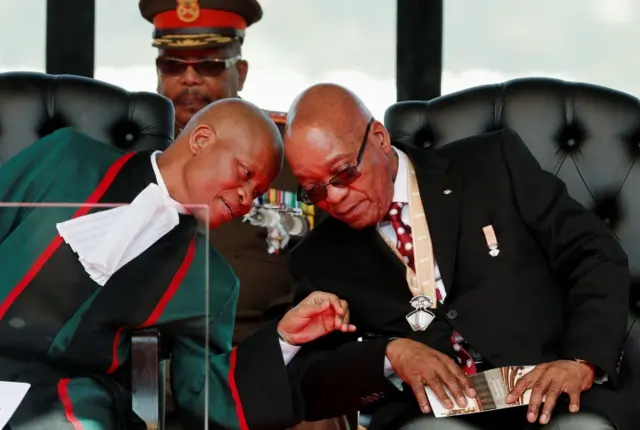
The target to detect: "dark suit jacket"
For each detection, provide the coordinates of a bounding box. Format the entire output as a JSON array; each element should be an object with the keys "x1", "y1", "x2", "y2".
[{"x1": 287, "y1": 129, "x2": 633, "y2": 429}]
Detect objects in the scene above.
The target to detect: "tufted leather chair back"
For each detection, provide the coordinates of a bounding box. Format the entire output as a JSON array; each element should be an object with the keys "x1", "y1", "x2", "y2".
[
  {"x1": 0, "y1": 71, "x2": 175, "y2": 165},
  {"x1": 0, "y1": 71, "x2": 175, "y2": 429},
  {"x1": 384, "y1": 77, "x2": 640, "y2": 305}
]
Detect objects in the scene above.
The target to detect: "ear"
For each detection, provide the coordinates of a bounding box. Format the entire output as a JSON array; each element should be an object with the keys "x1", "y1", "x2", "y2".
[
  {"x1": 156, "y1": 72, "x2": 164, "y2": 95},
  {"x1": 372, "y1": 120, "x2": 393, "y2": 155},
  {"x1": 236, "y1": 59, "x2": 249, "y2": 92},
  {"x1": 188, "y1": 124, "x2": 216, "y2": 155}
]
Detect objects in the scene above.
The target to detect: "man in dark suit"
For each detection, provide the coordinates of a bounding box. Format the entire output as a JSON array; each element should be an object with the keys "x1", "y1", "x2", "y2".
[{"x1": 282, "y1": 83, "x2": 632, "y2": 430}]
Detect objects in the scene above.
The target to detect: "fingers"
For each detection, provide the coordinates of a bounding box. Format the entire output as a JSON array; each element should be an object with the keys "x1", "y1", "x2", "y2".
[
  {"x1": 333, "y1": 299, "x2": 347, "y2": 329},
  {"x1": 566, "y1": 386, "x2": 581, "y2": 413},
  {"x1": 337, "y1": 306, "x2": 356, "y2": 332},
  {"x1": 304, "y1": 293, "x2": 357, "y2": 333},
  {"x1": 442, "y1": 360, "x2": 475, "y2": 406},
  {"x1": 538, "y1": 379, "x2": 562, "y2": 425},
  {"x1": 424, "y1": 375, "x2": 454, "y2": 410},
  {"x1": 322, "y1": 307, "x2": 336, "y2": 332},
  {"x1": 527, "y1": 374, "x2": 551, "y2": 424},
  {"x1": 328, "y1": 298, "x2": 357, "y2": 332},
  {"x1": 506, "y1": 371, "x2": 535, "y2": 404},
  {"x1": 310, "y1": 295, "x2": 331, "y2": 312},
  {"x1": 409, "y1": 378, "x2": 431, "y2": 414},
  {"x1": 321, "y1": 293, "x2": 343, "y2": 316},
  {"x1": 327, "y1": 294, "x2": 344, "y2": 315},
  {"x1": 297, "y1": 292, "x2": 338, "y2": 318},
  {"x1": 341, "y1": 307, "x2": 350, "y2": 328}
]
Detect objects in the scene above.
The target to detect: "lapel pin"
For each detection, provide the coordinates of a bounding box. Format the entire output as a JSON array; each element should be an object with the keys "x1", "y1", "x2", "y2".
[
  {"x1": 443, "y1": 189, "x2": 452, "y2": 195},
  {"x1": 482, "y1": 225, "x2": 500, "y2": 257}
]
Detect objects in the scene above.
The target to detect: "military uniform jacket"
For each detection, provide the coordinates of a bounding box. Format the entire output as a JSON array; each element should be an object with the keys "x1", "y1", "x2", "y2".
[{"x1": 0, "y1": 128, "x2": 298, "y2": 430}]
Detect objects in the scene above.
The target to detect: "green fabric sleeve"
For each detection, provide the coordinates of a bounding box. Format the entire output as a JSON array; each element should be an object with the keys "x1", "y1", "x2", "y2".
[
  {"x1": 0, "y1": 128, "x2": 75, "y2": 242},
  {"x1": 169, "y1": 285, "x2": 242, "y2": 429},
  {"x1": 169, "y1": 241, "x2": 299, "y2": 429}
]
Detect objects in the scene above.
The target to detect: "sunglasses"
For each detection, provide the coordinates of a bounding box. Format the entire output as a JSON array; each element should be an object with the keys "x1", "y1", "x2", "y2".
[
  {"x1": 156, "y1": 55, "x2": 241, "y2": 77},
  {"x1": 298, "y1": 117, "x2": 374, "y2": 205}
]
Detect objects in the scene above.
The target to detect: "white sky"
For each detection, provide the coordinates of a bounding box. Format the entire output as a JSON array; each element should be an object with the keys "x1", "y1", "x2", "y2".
[{"x1": 1, "y1": 0, "x2": 639, "y2": 120}]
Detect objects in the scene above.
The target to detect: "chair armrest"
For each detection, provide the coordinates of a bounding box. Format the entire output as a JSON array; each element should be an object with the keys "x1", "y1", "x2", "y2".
[{"x1": 131, "y1": 328, "x2": 166, "y2": 430}]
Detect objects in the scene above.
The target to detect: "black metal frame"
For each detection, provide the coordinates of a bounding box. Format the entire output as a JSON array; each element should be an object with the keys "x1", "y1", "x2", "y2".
[
  {"x1": 131, "y1": 329, "x2": 166, "y2": 430},
  {"x1": 396, "y1": 0, "x2": 444, "y2": 101},
  {"x1": 46, "y1": 0, "x2": 96, "y2": 77}
]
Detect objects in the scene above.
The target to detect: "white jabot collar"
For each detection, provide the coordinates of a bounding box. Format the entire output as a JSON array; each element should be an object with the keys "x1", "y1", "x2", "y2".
[{"x1": 56, "y1": 151, "x2": 188, "y2": 286}]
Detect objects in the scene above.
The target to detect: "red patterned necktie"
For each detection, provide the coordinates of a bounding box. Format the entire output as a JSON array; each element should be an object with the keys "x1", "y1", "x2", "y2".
[
  {"x1": 386, "y1": 202, "x2": 478, "y2": 375},
  {"x1": 386, "y1": 202, "x2": 415, "y2": 268}
]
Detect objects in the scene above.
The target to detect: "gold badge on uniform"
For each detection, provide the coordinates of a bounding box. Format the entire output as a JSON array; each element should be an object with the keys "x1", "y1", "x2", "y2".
[{"x1": 176, "y1": 0, "x2": 200, "y2": 23}]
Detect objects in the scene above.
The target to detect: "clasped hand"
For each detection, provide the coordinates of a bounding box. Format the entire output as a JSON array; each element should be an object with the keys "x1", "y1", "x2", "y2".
[
  {"x1": 506, "y1": 359, "x2": 595, "y2": 424},
  {"x1": 276, "y1": 291, "x2": 356, "y2": 345}
]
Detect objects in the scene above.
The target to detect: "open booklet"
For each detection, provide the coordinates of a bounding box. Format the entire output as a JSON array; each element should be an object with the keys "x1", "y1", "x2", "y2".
[
  {"x1": 0, "y1": 381, "x2": 31, "y2": 428},
  {"x1": 426, "y1": 365, "x2": 540, "y2": 418}
]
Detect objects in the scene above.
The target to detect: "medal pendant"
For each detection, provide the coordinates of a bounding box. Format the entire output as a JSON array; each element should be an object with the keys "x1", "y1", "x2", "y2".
[{"x1": 406, "y1": 295, "x2": 435, "y2": 331}]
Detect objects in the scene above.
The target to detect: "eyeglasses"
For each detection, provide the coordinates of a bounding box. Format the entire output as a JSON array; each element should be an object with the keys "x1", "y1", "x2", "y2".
[
  {"x1": 298, "y1": 117, "x2": 374, "y2": 205},
  {"x1": 156, "y1": 55, "x2": 241, "y2": 77}
]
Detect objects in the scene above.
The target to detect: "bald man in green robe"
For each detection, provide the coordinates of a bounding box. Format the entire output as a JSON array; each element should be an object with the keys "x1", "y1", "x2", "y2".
[{"x1": 0, "y1": 99, "x2": 355, "y2": 430}]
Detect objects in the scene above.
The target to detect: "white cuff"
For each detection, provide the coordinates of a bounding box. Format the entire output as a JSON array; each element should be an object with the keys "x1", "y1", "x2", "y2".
[
  {"x1": 384, "y1": 357, "x2": 404, "y2": 390},
  {"x1": 384, "y1": 356, "x2": 395, "y2": 377},
  {"x1": 279, "y1": 339, "x2": 302, "y2": 365},
  {"x1": 595, "y1": 374, "x2": 609, "y2": 384}
]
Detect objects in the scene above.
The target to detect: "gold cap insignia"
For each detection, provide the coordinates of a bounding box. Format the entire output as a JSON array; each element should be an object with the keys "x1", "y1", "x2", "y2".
[{"x1": 176, "y1": 0, "x2": 200, "y2": 23}]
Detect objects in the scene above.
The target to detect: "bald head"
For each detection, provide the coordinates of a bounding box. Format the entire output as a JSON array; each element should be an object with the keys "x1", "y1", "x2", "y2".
[
  {"x1": 159, "y1": 98, "x2": 284, "y2": 229},
  {"x1": 181, "y1": 98, "x2": 283, "y2": 160},
  {"x1": 283, "y1": 83, "x2": 397, "y2": 229},
  {"x1": 285, "y1": 83, "x2": 372, "y2": 154}
]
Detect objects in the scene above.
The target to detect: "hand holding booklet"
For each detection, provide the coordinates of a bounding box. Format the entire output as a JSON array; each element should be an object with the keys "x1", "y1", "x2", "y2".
[{"x1": 426, "y1": 365, "x2": 541, "y2": 418}]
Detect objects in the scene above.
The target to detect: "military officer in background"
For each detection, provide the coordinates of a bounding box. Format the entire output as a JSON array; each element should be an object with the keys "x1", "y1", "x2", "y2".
[{"x1": 139, "y1": 1, "x2": 343, "y2": 429}]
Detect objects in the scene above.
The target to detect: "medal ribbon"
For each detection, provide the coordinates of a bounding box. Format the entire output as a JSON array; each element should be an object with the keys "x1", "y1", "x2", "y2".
[{"x1": 255, "y1": 188, "x2": 316, "y2": 230}]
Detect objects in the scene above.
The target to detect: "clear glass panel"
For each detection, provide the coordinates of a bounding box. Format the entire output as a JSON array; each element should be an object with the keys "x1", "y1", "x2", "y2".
[
  {"x1": 0, "y1": 201, "x2": 209, "y2": 427},
  {"x1": 0, "y1": 0, "x2": 46, "y2": 73},
  {"x1": 95, "y1": 0, "x2": 396, "y2": 118},
  {"x1": 443, "y1": 0, "x2": 640, "y2": 96}
]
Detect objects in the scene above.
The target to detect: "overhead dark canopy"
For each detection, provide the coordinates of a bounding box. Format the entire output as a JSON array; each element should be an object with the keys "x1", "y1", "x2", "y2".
[{"x1": 46, "y1": 0, "x2": 95, "y2": 78}]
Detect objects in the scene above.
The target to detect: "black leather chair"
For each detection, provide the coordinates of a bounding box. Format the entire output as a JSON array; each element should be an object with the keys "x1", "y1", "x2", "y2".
[
  {"x1": 0, "y1": 71, "x2": 175, "y2": 430},
  {"x1": 381, "y1": 76, "x2": 639, "y2": 426}
]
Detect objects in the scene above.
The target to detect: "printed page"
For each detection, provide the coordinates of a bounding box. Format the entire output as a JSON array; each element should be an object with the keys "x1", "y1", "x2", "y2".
[
  {"x1": 426, "y1": 365, "x2": 538, "y2": 418},
  {"x1": 0, "y1": 381, "x2": 30, "y2": 428}
]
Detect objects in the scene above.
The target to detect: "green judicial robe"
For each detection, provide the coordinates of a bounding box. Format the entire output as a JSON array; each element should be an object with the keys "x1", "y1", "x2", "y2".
[{"x1": 0, "y1": 128, "x2": 298, "y2": 430}]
